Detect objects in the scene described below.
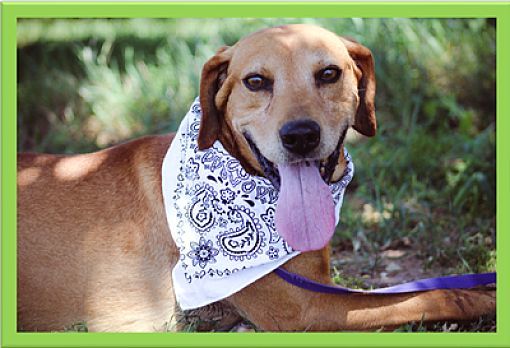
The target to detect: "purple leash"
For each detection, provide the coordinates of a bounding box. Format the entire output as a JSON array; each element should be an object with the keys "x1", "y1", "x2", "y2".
[{"x1": 274, "y1": 267, "x2": 496, "y2": 294}]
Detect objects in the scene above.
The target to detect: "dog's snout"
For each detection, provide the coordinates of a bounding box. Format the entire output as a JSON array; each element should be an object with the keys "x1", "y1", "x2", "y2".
[{"x1": 279, "y1": 120, "x2": 321, "y2": 155}]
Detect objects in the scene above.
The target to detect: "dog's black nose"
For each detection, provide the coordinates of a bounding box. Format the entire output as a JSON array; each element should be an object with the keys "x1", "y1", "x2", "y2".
[{"x1": 279, "y1": 120, "x2": 321, "y2": 155}]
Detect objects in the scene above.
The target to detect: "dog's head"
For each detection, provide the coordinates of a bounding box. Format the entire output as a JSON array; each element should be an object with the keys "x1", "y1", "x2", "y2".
[{"x1": 197, "y1": 24, "x2": 376, "y2": 251}]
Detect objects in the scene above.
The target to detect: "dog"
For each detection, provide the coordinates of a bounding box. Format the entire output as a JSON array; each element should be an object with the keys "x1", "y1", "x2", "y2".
[{"x1": 17, "y1": 24, "x2": 495, "y2": 332}]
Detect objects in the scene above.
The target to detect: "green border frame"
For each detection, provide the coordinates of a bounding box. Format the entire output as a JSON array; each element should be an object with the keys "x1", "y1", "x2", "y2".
[{"x1": 2, "y1": 2, "x2": 509, "y2": 348}]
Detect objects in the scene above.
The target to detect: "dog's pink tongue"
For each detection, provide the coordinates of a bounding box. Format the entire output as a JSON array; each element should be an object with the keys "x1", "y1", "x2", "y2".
[{"x1": 275, "y1": 162, "x2": 335, "y2": 251}]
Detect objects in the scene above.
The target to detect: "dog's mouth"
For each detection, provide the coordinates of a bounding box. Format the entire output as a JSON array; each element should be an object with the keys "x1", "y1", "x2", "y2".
[
  {"x1": 244, "y1": 135, "x2": 281, "y2": 189},
  {"x1": 244, "y1": 129, "x2": 348, "y2": 252},
  {"x1": 244, "y1": 129, "x2": 347, "y2": 190}
]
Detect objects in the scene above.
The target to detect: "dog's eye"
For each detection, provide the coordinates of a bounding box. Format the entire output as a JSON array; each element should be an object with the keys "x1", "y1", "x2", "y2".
[
  {"x1": 316, "y1": 66, "x2": 341, "y2": 84},
  {"x1": 243, "y1": 74, "x2": 270, "y2": 92}
]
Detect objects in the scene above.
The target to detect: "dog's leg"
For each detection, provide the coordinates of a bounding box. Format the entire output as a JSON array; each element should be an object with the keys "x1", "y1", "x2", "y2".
[{"x1": 226, "y1": 249, "x2": 495, "y2": 331}]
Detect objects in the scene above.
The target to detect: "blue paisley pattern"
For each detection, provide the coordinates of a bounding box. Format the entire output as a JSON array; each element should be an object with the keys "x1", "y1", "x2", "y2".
[{"x1": 164, "y1": 98, "x2": 354, "y2": 288}]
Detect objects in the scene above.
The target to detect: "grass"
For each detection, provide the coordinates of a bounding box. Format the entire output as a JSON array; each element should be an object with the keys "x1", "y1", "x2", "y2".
[
  {"x1": 17, "y1": 18, "x2": 496, "y2": 332},
  {"x1": 334, "y1": 118, "x2": 495, "y2": 277},
  {"x1": 63, "y1": 322, "x2": 88, "y2": 332},
  {"x1": 392, "y1": 314, "x2": 496, "y2": 333}
]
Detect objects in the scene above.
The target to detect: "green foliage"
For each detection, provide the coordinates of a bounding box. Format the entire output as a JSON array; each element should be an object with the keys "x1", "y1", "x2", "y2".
[
  {"x1": 63, "y1": 322, "x2": 88, "y2": 332},
  {"x1": 18, "y1": 18, "x2": 495, "y2": 278},
  {"x1": 331, "y1": 267, "x2": 369, "y2": 289},
  {"x1": 392, "y1": 314, "x2": 496, "y2": 332}
]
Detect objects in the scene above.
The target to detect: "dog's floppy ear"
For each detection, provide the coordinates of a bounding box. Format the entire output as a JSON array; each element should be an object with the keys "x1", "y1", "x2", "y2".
[
  {"x1": 197, "y1": 46, "x2": 233, "y2": 150},
  {"x1": 341, "y1": 37, "x2": 377, "y2": 137}
]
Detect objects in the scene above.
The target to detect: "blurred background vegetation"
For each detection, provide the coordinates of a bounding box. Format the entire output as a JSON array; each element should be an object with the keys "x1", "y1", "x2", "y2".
[{"x1": 18, "y1": 18, "x2": 496, "y2": 322}]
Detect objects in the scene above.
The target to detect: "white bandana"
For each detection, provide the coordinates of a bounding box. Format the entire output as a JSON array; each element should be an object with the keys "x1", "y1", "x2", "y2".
[{"x1": 162, "y1": 98, "x2": 354, "y2": 310}]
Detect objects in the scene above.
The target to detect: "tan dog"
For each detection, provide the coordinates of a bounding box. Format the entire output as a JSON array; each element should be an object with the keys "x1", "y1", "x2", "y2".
[{"x1": 17, "y1": 24, "x2": 495, "y2": 332}]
